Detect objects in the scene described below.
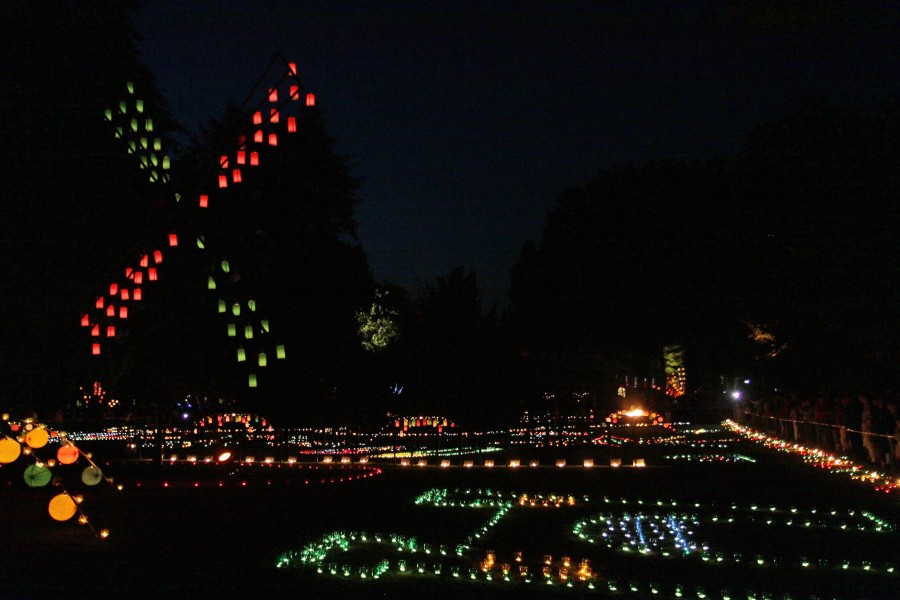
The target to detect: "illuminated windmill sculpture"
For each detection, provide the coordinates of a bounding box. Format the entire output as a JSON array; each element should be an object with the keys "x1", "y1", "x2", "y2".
[{"x1": 80, "y1": 55, "x2": 314, "y2": 390}]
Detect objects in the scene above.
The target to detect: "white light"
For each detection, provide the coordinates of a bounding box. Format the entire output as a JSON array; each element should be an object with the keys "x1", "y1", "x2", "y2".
[{"x1": 731, "y1": 391, "x2": 741, "y2": 400}]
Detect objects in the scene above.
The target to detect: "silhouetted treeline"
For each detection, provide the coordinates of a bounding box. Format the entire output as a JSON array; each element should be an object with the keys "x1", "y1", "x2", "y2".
[{"x1": 506, "y1": 100, "x2": 900, "y2": 405}]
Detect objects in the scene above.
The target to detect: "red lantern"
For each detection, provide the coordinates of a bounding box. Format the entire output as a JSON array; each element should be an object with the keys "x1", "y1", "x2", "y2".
[
  {"x1": 250, "y1": 152, "x2": 259, "y2": 166},
  {"x1": 270, "y1": 108, "x2": 279, "y2": 123},
  {"x1": 287, "y1": 117, "x2": 297, "y2": 133},
  {"x1": 306, "y1": 93, "x2": 315, "y2": 106},
  {"x1": 254, "y1": 130, "x2": 263, "y2": 143},
  {"x1": 288, "y1": 62, "x2": 297, "y2": 75},
  {"x1": 232, "y1": 169, "x2": 242, "y2": 183},
  {"x1": 268, "y1": 88, "x2": 277, "y2": 102},
  {"x1": 290, "y1": 85, "x2": 299, "y2": 99},
  {"x1": 106, "y1": 305, "x2": 115, "y2": 317},
  {"x1": 268, "y1": 133, "x2": 277, "y2": 146},
  {"x1": 119, "y1": 306, "x2": 128, "y2": 319},
  {"x1": 236, "y1": 151, "x2": 245, "y2": 165},
  {"x1": 148, "y1": 268, "x2": 158, "y2": 281},
  {"x1": 199, "y1": 194, "x2": 209, "y2": 208},
  {"x1": 91, "y1": 324, "x2": 100, "y2": 337},
  {"x1": 140, "y1": 255, "x2": 149, "y2": 267},
  {"x1": 134, "y1": 271, "x2": 143, "y2": 285},
  {"x1": 253, "y1": 111, "x2": 262, "y2": 125},
  {"x1": 95, "y1": 297, "x2": 104, "y2": 309},
  {"x1": 92, "y1": 343, "x2": 101, "y2": 355},
  {"x1": 120, "y1": 288, "x2": 130, "y2": 300},
  {"x1": 168, "y1": 233, "x2": 178, "y2": 247},
  {"x1": 134, "y1": 288, "x2": 142, "y2": 301},
  {"x1": 106, "y1": 325, "x2": 116, "y2": 337},
  {"x1": 125, "y1": 267, "x2": 133, "y2": 278},
  {"x1": 81, "y1": 314, "x2": 90, "y2": 327},
  {"x1": 218, "y1": 174, "x2": 227, "y2": 188},
  {"x1": 220, "y1": 155, "x2": 228, "y2": 168},
  {"x1": 109, "y1": 283, "x2": 119, "y2": 296}
]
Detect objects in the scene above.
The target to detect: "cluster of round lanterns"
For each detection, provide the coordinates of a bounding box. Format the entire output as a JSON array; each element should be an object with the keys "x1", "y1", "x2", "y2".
[{"x1": 2, "y1": 420, "x2": 109, "y2": 527}]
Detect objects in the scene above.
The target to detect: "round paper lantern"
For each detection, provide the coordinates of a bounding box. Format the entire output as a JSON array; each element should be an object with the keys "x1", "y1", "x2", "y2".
[
  {"x1": 57, "y1": 443, "x2": 79, "y2": 465},
  {"x1": 82, "y1": 466, "x2": 103, "y2": 486},
  {"x1": 25, "y1": 427, "x2": 49, "y2": 449},
  {"x1": 0, "y1": 438, "x2": 21, "y2": 463},
  {"x1": 23, "y1": 464, "x2": 52, "y2": 487},
  {"x1": 48, "y1": 494, "x2": 78, "y2": 521}
]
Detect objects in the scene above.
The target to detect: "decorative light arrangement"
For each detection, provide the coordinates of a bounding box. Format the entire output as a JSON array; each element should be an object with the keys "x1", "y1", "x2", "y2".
[
  {"x1": 128, "y1": 463, "x2": 382, "y2": 490},
  {"x1": 662, "y1": 453, "x2": 756, "y2": 463},
  {"x1": 278, "y1": 487, "x2": 898, "y2": 596},
  {"x1": 723, "y1": 420, "x2": 900, "y2": 494},
  {"x1": 1, "y1": 415, "x2": 120, "y2": 539},
  {"x1": 83, "y1": 58, "x2": 309, "y2": 384}
]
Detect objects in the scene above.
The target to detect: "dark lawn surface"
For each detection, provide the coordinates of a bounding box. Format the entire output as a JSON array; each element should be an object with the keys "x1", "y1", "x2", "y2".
[{"x1": 2, "y1": 439, "x2": 899, "y2": 599}]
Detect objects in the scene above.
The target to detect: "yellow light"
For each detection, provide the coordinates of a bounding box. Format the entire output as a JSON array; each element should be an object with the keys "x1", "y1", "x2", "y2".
[
  {"x1": 217, "y1": 451, "x2": 232, "y2": 462},
  {"x1": 100, "y1": 529, "x2": 110, "y2": 539}
]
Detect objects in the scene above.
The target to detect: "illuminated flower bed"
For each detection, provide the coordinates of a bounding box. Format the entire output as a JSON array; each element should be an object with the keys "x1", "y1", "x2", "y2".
[{"x1": 276, "y1": 487, "x2": 898, "y2": 598}]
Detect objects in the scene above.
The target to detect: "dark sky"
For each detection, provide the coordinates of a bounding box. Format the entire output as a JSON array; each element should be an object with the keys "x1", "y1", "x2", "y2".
[{"x1": 133, "y1": 1, "x2": 900, "y2": 307}]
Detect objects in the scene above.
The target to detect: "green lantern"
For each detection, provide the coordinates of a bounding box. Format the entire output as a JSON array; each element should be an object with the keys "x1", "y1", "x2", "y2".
[
  {"x1": 227, "y1": 323, "x2": 236, "y2": 337},
  {"x1": 237, "y1": 348, "x2": 246, "y2": 362},
  {"x1": 276, "y1": 344, "x2": 286, "y2": 359},
  {"x1": 248, "y1": 374, "x2": 258, "y2": 388},
  {"x1": 258, "y1": 352, "x2": 267, "y2": 367}
]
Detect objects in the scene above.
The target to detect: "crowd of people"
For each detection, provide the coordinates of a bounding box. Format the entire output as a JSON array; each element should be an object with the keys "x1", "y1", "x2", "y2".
[{"x1": 742, "y1": 393, "x2": 900, "y2": 468}]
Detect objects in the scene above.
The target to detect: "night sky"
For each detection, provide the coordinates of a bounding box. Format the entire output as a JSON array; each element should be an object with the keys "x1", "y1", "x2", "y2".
[{"x1": 133, "y1": 1, "x2": 900, "y2": 307}]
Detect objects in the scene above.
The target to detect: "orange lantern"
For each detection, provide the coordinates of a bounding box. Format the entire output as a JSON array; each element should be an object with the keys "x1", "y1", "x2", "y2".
[
  {"x1": 57, "y1": 443, "x2": 79, "y2": 464},
  {"x1": 119, "y1": 306, "x2": 128, "y2": 319},
  {"x1": 267, "y1": 133, "x2": 277, "y2": 146},
  {"x1": 199, "y1": 194, "x2": 209, "y2": 208},
  {"x1": 92, "y1": 343, "x2": 101, "y2": 355},
  {"x1": 253, "y1": 111, "x2": 262, "y2": 125},
  {"x1": 254, "y1": 130, "x2": 263, "y2": 143},
  {"x1": 48, "y1": 493, "x2": 78, "y2": 521}
]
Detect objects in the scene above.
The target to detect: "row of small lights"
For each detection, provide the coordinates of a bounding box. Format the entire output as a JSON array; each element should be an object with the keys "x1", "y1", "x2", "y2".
[
  {"x1": 662, "y1": 454, "x2": 757, "y2": 463},
  {"x1": 280, "y1": 487, "x2": 893, "y2": 598},
  {"x1": 723, "y1": 420, "x2": 900, "y2": 494},
  {"x1": 129, "y1": 464, "x2": 383, "y2": 489},
  {"x1": 396, "y1": 457, "x2": 648, "y2": 468}
]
